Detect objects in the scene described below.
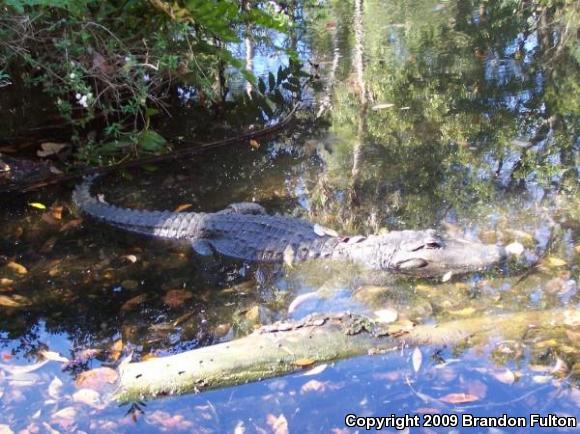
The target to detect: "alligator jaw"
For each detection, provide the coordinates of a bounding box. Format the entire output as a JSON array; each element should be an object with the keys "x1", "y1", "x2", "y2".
[{"x1": 391, "y1": 236, "x2": 507, "y2": 278}]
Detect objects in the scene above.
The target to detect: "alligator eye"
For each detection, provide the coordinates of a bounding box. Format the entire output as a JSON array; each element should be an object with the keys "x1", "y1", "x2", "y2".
[{"x1": 426, "y1": 241, "x2": 441, "y2": 249}]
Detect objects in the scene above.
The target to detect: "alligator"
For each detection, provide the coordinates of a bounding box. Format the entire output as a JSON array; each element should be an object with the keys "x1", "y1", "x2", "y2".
[{"x1": 72, "y1": 177, "x2": 507, "y2": 277}]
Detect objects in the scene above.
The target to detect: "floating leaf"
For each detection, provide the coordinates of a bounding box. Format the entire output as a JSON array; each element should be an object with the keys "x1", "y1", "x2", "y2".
[
  {"x1": 266, "y1": 414, "x2": 289, "y2": 434},
  {"x1": 491, "y1": 368, "x2": 516, "y2": 384},
  {"x1": 412, "y1": 347, "x2": 422, "y2": 373},
  {"x1": 6, "y1": 261, "x2": 27, "y2": 275},
  {"x1": 109, "y1": 339, "x2": 123, "y2": 362},
  {"x1": 37, "y1": 142, "x2": 68, "y2": 157},
  {"x1": 300, "y1": 379, "x2": 328, "y2": 394},
  {"x1": 73, "y1": 388, "x2": 103, "y2": 408},
  {"x1": 302, "y1": 363, "x2": 328, "y2": 376},
  {"x1": 51, "y1": 206, "x2": 64, "y2": 220},
  {"x1": 121, "y1": 294, "x2": 147, "y2": 312},
  {"x1": 174, "y1": 203, "x2": 193, "y2": 212},
  {"x1": 506, "y1": 242, "x2": 524, "y2": 256},
  {"x1": 162, "y1": 289, "x2": 193, "y2": 308},
  {"x1": 0, "y1": 294, "x2": 31, "y2": 307},
  {"x1": 28, "y1": 202, "x2": 47, "y2": 210},
  {"x1": 121, "y1": 279, "x2": 139, "y2": 290},
  {"x1": 60, "y1": 219, "x2": 82, "y2": 232},
  {"x1": 75, "y1": 367, "x2": 118, "y2": 390},
  {"x1": 545, "y1": 257, "x2": 567, "y2": 268},
  {"x1": 439, "y1": 392, "x2": 479, "y2": 404},
  {"x1": 48, "y1": 376, "x2": 64, "y2": 400},
  {"x1": 294, "y1": 358, "x2": 316, "y2": 368},
  {"x1": 448, "y1": 307, "x2": 476, "y2": 317},
  {"x1": 374, "y1": 308, "x2": 398, "y2": 324},
  {"x1": 40, "y1": 350, "x2": 69, "y2": 363}
]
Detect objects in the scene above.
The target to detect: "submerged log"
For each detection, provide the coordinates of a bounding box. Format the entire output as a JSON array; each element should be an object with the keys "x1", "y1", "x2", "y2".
[{"x1": 114, "y1": 309, "x2": 578, "y2": 402}]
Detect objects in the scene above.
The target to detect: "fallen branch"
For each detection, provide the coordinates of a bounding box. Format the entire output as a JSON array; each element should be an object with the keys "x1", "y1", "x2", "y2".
[
  {"x1": 1, "y1": 105, "x2": 299, "y2": 194},
  {"x1": 114, "y1": 308, "x2": 578, "y2": 403}
]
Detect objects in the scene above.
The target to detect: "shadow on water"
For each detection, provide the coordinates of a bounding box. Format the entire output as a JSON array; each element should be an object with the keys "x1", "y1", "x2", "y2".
[{"x1": 0, "y1": 0, "x2": 578, "y2": 432}]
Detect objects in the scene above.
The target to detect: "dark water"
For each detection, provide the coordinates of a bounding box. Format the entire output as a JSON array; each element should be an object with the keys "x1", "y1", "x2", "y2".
[{"x1": 0, "y1": 0, "x2": 578, "y2": 433}]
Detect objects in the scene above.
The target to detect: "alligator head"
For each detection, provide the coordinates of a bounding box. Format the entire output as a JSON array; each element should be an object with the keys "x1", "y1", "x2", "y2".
[{"x1": 337, "y1": 229, "x2": 506, "y2": 277}]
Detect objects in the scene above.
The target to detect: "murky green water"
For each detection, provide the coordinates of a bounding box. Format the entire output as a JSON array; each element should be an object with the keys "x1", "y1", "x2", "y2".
[{"x1": 1, "y1": 0, "x2": 578, "y2": 432}]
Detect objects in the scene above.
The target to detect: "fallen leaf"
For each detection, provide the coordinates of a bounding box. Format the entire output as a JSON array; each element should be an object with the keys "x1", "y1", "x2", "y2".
[
  {"x1": 439, "y1": 392, "x2": 479, "y2": 404},
  {"x1": 51, "y1": 406, "x2": 76, "y2": 430},
  {"x1": 37, "y1": 142, "x2": 68, "y2": 157},
  {"x1": 40, "y1": 236, "x2": 58, "y2": 253},
  {"x1": 442, "y1": 271, "x2": 453, "y2": 282},
  {"x1": 121, "y1": 294, "x2": 147, "y2": 312},
  {"x1": 121, "y1": 279, "x2": 139, "y2": 290},
  {"x1": 40, "y1": 350, "x2": 69, "y2": 363},
  {"x1": 0, "y1": 359, "x2": 48, "y2": 375},
  {"x1": 374, "y1": 308, "x2": 398, "y2": 324},
  {"x1": 544, "y1": 257, "x2": 567, "y2": 268},
  {"x1": 60, "y1": 219, "x2": 82, "y2": 232},
  {"x1": 47, "y1": 376, "x2": 63, "y2": 400},
  {"x1": 5, "y1": 261, "x2": 27, "y2": 275},
  {"x1": 266, "y1": 414, "x2": 289, "y2": 434},
  {"x1": 123, "y1": 254, "x2": 138, "y2": 264},
  {"x1": 0, "y1": 424, "x2": 14, "y2": 434},
  {"x1": 51, "y1": 206, "x2": 64, "y2": 220},
  {"x1": 75, "y1": 367, "x2": 118, "y2": 390},
  {"x1": 294, "y1": 358, "x2": 316, "y2": 368},
  {"x1": 162, "y1": 289, "x2": 193, "y2": 308},
  {"x1": 73, "y1": 388, "x2": 103, "y2": 408},
  {"x1": 28, "y1": 202, "x2": 47, "y2": 210},
  {"x1": 41, "y1": 213, "x2": 59, "y2": 225},
  {"x1": 448, "y1": 307, "x2": 476, "y2": 317},
  {"x1": 110, "y1": 339, "x2": 123, "y2": 362},
  {"x1": 0, "y1": 278, "x2": 14, "y2": 287},
  {"x1": 0, "y1": 294, "x2": 31, "y2": 307},
  {"x1": 371, "y1": 103, "x2": 395, "y2": 110},
  {"x1": 302, "y1": 363, "x2": 328, "y2": 376},
  {"x1": 412, "y1": 347, "x2": 422, "y2": 373},
  {"x1": 249, "y1": 139, "x2": 260, "y2": 150},
  {"x1": 174, "y1": 203, "x2": 193, "y2": 212},
  {"x1": 300, "y1": 379, "x2": 328, "y2": 394},
  {"x1": 491, "y1": 368, "x2": 516, "y2": 384},
  {"x1": 506, "y1": 242, "x2": 524, "y2": 256},
  {"x1": 283, "y1": 245, "x2": 295, "y2": 268}
]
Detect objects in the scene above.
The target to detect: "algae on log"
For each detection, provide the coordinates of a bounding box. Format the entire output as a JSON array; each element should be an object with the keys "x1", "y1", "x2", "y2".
[{"x1": 114, "y1": 309, "x2": 578, "y2": 403}]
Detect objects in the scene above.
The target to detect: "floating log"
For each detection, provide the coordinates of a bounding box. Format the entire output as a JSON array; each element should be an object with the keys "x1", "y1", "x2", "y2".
[{"x1": 114, "y1": 309, "x2": 578, "y2": 402}]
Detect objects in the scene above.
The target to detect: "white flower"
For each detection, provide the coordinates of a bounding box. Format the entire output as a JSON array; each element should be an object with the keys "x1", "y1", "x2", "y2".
[
  {"x1": 75, "y1": 93, "x2": 81, "y2": 100},
  {"x1": 69, "y1": 73, "x2": 76, "y2": 79},
  {"x1": 78, "y1": 95, "x2": 88, "y2": 108}
]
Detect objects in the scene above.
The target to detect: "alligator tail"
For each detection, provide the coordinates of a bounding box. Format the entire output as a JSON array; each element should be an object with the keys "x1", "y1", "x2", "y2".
[{"x1": 72, "y1": 176, "x2": 201, "y2": 239}]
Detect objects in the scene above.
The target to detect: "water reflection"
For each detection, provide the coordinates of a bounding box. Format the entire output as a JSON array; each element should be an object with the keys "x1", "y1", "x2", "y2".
[{"x1": 0, "y1": 0, "x2": 578, "y2": 431}]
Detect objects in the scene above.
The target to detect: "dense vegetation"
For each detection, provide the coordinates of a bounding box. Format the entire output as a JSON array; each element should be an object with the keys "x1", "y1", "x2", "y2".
[{"x1": 0, "y1": 0, "x2": 300, "y2": 163}]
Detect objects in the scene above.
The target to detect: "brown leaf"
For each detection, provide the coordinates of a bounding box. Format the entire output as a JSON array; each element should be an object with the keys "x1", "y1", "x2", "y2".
[
  {"x1": 300, "y1": 379, "x2": 329, "y2": 394},
  {"x1": 37, "y1": 142, "x2": 68, "y2": 157},
  {"x1": 249, "y1": 139, "x2": 260, "y2": 150},
  {"x1": 266, "y1": 414, "x2": 289, "y2": 434},
  {"x1": 6, "y1": 261, "x2": 27, "y2": 275},
  {"x1": 162, "y1": 289, "x2": 193, "y2": 308},
  {"x1": 121, "y1": 279, "x2": 139, "y2": 290},
  {"x1": 294, "y1": 358, "x2": 316, "y2": 368},
  {"x1": 75, "y1": 367, "x2": 118, "y2": 390},
  {"x1": 60, "y1": 218, "x2": 82, "y2": 232},
  {"x1": 41, "y1": 213, "x2": 59, "y2": 225},
  {"x1": 51, "y1": 206, "x2": 64, "y2": 220},
  {"x1": 174, "y1": 203, "x2": 193, "y2": 212},
  {"x1": 121, "y1": 294, "x2": 147, "y2": 312},
  {"x1": 0, "y1": 294, "x2": 31, "y2": 307},
  {"x1": 439, "y1": 392, "x2": 480, "y2": 404},
  {"x1": 40, "y1": 236, "x2": 58, "y2": 254},
  {"x1": 0, "y1": 278, "x2": 14, "y2": 287},
  {"x1": 109, "y1": 339, "x2": 123, "y2": 362}
]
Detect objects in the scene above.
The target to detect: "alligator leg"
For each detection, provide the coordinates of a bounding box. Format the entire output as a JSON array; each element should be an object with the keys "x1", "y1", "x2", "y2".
[{"x1": 217, "y1": 202, "x2": 267, "y2": 215}]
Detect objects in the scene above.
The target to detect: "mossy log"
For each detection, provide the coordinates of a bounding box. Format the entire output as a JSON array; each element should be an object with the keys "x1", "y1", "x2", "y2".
[{"x1": 114, "y1": 309, "x2": 578, "y2": 402}]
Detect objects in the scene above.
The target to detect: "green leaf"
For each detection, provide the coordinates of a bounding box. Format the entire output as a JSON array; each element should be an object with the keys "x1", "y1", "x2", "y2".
[
  {"x1": 268, "y1": 72, "x2": 276, "y2": 91},
  {"x1": 258, "y1": 78, "x2": 266, "y2": 94},
  {"x1": 137, "y1": 130, "x2": 166, "y2": 152}
]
